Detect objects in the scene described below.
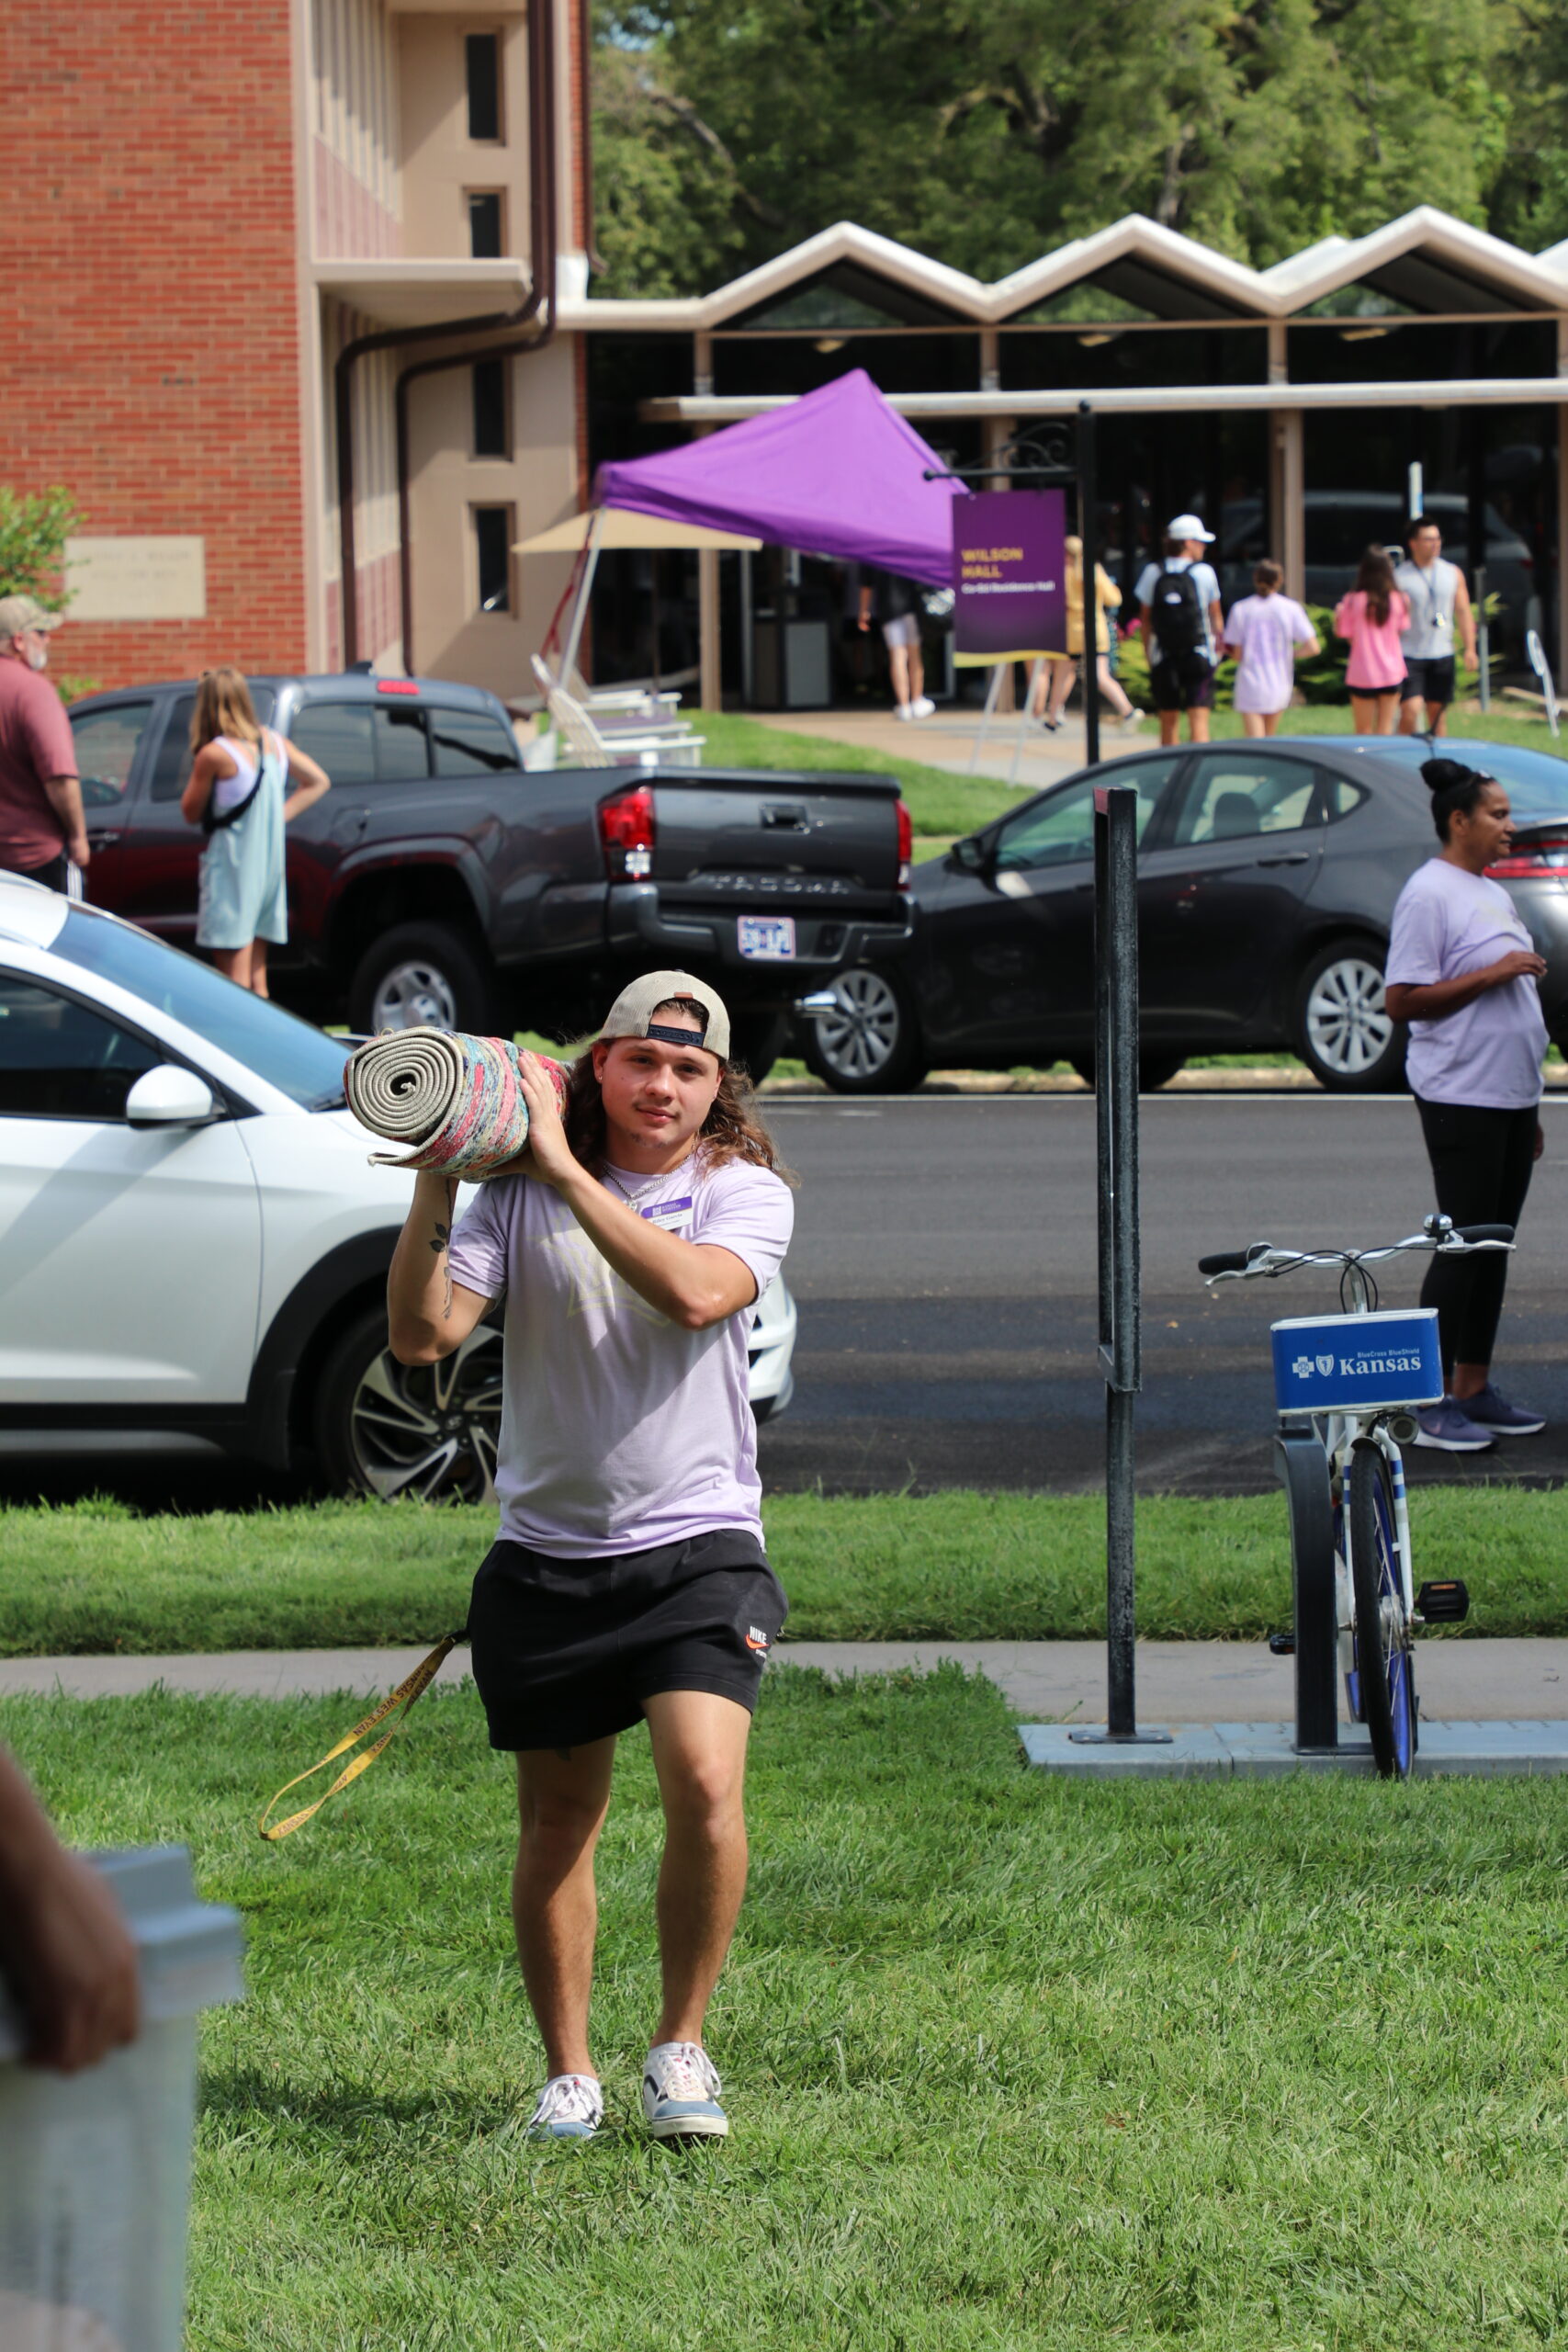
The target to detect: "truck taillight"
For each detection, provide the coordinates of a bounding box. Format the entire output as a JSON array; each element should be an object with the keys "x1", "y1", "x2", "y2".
[
  {"x1": 599, "y1": 785, "x2": 655, "y2": 880},
  {"x1": 1489, "y1": 836, "x2": 1568, "y2": 877},
  {"x1": 896, "y1": 798, "x2": 912, "y2": 891}
]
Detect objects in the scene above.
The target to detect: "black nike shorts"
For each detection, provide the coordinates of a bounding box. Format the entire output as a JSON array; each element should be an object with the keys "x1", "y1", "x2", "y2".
[{"x1": 467, "y1": 1527, "x2": 789, "y2": 1751}]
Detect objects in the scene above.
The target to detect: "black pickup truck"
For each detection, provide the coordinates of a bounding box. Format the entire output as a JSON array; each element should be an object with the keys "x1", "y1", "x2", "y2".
[{"x1": 69, "y1": 671, "x2": 913, "y2": 1073}]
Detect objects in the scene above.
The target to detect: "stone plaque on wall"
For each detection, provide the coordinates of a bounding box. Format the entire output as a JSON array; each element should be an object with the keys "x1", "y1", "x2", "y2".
[{"x1": 63, "y1": 537, "x2": 208, "y2": 623}]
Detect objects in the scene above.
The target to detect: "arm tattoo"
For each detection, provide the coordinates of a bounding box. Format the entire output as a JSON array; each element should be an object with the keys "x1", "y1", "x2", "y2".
[{"x1": 428, "y1": 1177, "x2": 457, "y2": 1318}]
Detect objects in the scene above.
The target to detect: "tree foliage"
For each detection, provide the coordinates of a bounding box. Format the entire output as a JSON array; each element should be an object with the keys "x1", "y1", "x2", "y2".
[
  {"x1": 592, "y1": 0, "x2": 1538, "y2": 296},
  {"x1": 0, "y1": 486, "x2": 80, "y2": 613}
]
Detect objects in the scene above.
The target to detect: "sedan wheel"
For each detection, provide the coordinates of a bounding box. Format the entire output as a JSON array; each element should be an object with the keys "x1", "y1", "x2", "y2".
[
  {"x1": 1296, "y1": 944, "x2": 1405, "y2": 1092},
  {"x1": 315, "y1": 1306, "x2": 503, "y2": 1501},
  {"x1": 802, "y1": 968, "x2": 927, "y2": 1094}
]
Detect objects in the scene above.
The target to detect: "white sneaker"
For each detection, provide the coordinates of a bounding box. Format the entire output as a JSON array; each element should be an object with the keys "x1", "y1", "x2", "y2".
[
  {"x1": 525, "y1": 2072, "x2": 603, "y2": 2141},
  {"x1": 1119, "y1": 708, "x2": 1145, "y2": 731},
  {"x1": 894, "y1": 703, "x2": 915, "y2": 721},
  {"x1": 909, "y1": 695, "x2": 936, "y2": 718},
  {"x1": 642, "y1": 2041, "x2": 728, "y2": 2139}
]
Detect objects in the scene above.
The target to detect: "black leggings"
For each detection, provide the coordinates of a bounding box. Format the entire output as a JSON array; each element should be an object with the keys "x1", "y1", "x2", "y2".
[{"x1": 1415, "y1": 1095, "x2": 1538, "y2": 1374}]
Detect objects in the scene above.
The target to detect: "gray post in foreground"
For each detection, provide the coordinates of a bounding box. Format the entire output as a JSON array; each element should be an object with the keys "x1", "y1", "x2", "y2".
[{"x1": 1071, "y1": 783, "x2": 1170, "y2": 1746}]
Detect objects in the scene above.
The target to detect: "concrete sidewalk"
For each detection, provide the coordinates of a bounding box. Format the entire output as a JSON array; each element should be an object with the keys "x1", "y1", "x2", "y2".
[{"x1": 2, "y1": 1640, "x2": 1564, "y2": 1724}]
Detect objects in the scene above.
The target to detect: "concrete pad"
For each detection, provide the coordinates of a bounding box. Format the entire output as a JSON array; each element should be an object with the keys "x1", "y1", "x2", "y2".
[
  {"x1": 1019, "y1": 1718, "x2": 1568, "y2": 1779},
  {"x1": 1019, "y1": 1724, "x2": 1231, "y2": 1778}
]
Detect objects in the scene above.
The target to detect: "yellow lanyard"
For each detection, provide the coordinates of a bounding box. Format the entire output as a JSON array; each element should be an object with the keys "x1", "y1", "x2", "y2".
[{"x1": 258, "y1": 1630, "x2": 466, "y2": 1841}]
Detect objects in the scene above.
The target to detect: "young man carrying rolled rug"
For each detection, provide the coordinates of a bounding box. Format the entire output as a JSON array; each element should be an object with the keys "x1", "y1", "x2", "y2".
[{"x1": 386, "y1": 972, "x2": 794, "y2": 2143}]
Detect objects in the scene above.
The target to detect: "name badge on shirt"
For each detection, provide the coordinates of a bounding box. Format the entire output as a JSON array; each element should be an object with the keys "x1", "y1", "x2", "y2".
[{"x1": 640, "y1": 1194, "x2": 694, "y2": 1232}]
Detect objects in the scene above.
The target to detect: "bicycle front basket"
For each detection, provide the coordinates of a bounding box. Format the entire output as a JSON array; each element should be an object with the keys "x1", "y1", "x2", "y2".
[{"x1": 1269, "y1": 1308, "x2": 1442, "y2": 1416}]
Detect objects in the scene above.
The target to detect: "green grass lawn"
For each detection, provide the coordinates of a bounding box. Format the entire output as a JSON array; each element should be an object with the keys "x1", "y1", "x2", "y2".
[
  {"x1": 10, "y1": 1669, "x2": 1568, "y2": 2347},
  {"x1": 6, "y1": 1487, "x2": 1568, "y2": 1655},
  {"x1": 688, "y1": 707, "x2": 1022, "y2": 838}
]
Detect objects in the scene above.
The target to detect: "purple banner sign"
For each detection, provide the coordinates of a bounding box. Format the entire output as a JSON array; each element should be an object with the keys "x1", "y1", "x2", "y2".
[{"x1": 952, "y1": 488, "x2": 1067, "y2": 663}]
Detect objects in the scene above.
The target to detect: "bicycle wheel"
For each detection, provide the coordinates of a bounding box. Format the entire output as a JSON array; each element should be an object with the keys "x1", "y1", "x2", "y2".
[{"x1": 1348, "y1": 1445, "x2": 1415, "y2": 1780}]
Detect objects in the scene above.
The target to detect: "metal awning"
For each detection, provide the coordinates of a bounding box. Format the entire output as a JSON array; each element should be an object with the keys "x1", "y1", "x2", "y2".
[
  {"x1": 314, "y1": 260, "x2": 532, "y2": 330},
  {"x1": 642, "y1": 377, "x2": 1568, "y2": 424}
]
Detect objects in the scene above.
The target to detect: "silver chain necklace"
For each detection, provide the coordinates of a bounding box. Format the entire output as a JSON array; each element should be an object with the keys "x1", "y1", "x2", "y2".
[{"x1": 603, "y1": 1162, "x2": 682, "y2": 1213}]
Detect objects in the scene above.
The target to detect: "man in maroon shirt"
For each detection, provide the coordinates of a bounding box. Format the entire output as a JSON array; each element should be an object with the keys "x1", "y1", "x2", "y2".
[{"x1": 0, "y1": 594, "x2": 86, "y2": 891}]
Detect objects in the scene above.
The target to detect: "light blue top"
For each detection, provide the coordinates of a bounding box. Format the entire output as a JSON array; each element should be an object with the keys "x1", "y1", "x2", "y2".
[{"x1": 196, "y1": 729, "x2": 288, "y2": 950}]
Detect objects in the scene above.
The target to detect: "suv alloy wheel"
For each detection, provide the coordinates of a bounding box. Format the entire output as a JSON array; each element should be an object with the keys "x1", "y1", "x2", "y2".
[{"x1": 313, "y1": 1305, "x2": 503, "y2": 1500}]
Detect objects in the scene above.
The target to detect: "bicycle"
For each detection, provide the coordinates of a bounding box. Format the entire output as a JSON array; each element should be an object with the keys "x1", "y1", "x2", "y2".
[{"x1": 1197, "y1": 1216, "x2": 1515, "y2": 1779}]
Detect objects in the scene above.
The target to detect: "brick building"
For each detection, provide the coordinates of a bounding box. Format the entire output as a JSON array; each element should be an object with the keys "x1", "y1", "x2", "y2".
[
  {"x1": 6, "y1": 10, "x2": 1568, "y2": 707},
  {"x1": 2, "y1": 0, "x2": 592, "y2": 700}
]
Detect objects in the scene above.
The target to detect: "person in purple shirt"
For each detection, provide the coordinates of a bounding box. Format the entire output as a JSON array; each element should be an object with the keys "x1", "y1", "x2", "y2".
[
  {"x1": 387, "y1": 971, "x2": 794, "y2": 2145},
  {"x1": 1223, "y1": 560, "x2": 1319, "y2": 737},
  {"x1": 1385, "y1": 759, "x2": 1549, "y2": 1451}
]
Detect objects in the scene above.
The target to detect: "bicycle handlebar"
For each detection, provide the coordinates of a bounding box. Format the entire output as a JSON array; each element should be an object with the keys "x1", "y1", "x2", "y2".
[{"x1": 1198, "y1": 1221, "x2": 1515, "y2": 1282}]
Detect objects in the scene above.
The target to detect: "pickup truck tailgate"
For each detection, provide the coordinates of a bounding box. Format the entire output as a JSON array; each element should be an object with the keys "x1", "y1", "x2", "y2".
[{"x1": 652, "y1": 769, "x2": 903, "y2": 909}]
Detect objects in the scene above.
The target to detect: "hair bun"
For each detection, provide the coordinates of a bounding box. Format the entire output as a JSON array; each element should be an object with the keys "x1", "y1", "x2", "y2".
[{"x1": 1421, "y1": 756, "x2": 1481, "y2": 795}]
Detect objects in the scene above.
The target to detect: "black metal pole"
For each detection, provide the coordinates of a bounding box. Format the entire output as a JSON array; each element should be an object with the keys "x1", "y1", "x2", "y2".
[
  {"x1": 1073, "y1": 783, "x2": 1168, "y2": 1746},
  {"x1": 1079, "y1": 401, "x2": 1100, "y2": 771}
]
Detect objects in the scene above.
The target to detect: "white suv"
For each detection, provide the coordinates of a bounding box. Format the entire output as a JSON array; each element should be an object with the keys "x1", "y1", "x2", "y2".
[{"x1": 0, "y1": 877, "x2": 795, "y2": 1497}]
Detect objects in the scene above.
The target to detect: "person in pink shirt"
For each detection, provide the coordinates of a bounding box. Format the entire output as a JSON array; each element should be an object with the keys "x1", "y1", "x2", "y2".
[
  {"x1": 1333, "y1": 547, "x2": 1411, "y2": 735},
  {"x1": 1224, "y1": 560, "x2": 1319, "y2": 737}
]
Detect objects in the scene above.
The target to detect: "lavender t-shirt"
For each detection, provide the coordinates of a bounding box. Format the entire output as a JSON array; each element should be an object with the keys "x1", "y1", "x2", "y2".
[
  {"x1": 447, "y1": 1153, "x2": 794, "y2": 1558},
  {"x1": 1224, "y1": 594, "x2": 1314, "y2": 715},
  {"x1": 1386, "y1": 857, "x2": 1547, "y2": 1109}
]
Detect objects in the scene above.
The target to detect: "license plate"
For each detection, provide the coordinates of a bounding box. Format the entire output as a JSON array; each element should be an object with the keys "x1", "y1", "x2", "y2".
[{"x1": 738, "y1": 915, "x2": 795, "y2": 960}]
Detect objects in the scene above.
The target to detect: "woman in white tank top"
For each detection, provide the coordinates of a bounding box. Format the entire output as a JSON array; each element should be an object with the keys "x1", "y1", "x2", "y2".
[{"x1": 179, "y1": 666, "x2": 331, "y2": 995}]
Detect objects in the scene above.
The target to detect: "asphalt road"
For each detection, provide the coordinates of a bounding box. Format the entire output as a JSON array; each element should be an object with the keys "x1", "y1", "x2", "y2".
[
  {"x1": 753, "y1": 1091, "x2": 1568, "y2": 1498},
  {"x1": 9, "y1": 1091, "x2": 1568, "y2": 1509}
]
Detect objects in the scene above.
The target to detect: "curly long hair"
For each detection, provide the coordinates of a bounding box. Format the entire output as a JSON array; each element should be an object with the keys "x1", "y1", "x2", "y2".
[{"x1": 561, "y1": 1005, "x2": 797, "y2": 1185}]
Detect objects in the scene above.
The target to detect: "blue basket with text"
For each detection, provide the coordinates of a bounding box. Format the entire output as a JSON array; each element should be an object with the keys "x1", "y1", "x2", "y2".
[{"x1": 1269, "y1": 1308, "x2": 1443, "y2": 1417}]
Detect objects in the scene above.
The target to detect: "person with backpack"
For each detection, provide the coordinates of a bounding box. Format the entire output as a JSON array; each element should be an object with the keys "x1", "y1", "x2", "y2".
[
  {"x1": 1135, "y1": 515, "x2": 1224, "y2": 747},
  {"x1": 179, "y1": 666, "x2": 331, "y2": 995}
]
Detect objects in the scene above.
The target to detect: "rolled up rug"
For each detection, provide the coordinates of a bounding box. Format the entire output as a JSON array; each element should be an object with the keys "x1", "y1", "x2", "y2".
[{"x1": 344, "y1": 1028, "x2": 569, "y2": 1177}]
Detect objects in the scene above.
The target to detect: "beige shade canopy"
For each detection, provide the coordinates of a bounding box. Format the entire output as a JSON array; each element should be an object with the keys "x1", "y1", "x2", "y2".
[{"x1": 515, "y1": 508, "x2": 762, "y2": 555}]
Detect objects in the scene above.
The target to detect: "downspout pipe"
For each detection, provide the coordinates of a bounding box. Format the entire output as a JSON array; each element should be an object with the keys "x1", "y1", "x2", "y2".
[
  {"x1": 394, "y1": 0, "x2": 558, "y2": 676},
  {"x1": 333, "y1": 0, "x2": 557, "y2": 666}
]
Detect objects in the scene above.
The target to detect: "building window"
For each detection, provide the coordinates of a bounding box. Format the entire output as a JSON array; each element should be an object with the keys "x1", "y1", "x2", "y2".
[
  {"x1": 474, "y1": 505, "x2": 513, "y2": 613},
  {"x1": 466, "y1": 32, "x2": 501, "y2": 141},
  {"x1": 472, "y1": 359, "x2": 509, "y2": 458},
  {"x1": 468, "y1": 190, "x2": 504, "y2": 259}
]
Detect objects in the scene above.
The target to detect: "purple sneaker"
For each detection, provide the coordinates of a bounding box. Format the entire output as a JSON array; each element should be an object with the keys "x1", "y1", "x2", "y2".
[
  {"x1": 1414, "y1": 1397, "x2": 1495, "y2": 1453},
  {"x1": 1463, "y1": 1382, "x2": 1545, "y2": 1437}
]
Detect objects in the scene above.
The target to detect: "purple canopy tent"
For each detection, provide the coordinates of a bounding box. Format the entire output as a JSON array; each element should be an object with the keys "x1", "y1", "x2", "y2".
[{"x1": 592, "y1": 369, "x2": 962, "y2": 585}]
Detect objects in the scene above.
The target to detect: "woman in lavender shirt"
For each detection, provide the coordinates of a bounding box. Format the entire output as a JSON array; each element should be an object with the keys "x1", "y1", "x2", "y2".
[
  {"x1": 1223, "y1": 560, "x2": 1318, "y2": 737},
  {"x1": 1384, "y1": 759, "x2": 1549, "y2": 1451}
]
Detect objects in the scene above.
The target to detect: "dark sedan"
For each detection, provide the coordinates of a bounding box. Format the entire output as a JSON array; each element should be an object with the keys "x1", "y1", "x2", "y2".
[{"x1": 801, "y1": 735, "x2": 1568, "y2": 1094}]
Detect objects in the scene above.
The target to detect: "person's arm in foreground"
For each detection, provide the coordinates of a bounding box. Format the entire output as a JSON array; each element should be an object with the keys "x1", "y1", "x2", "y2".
[
  {"x1": 1384, "y1": 949, "x2": 1546, "y2": 1024},
  {"x1": 0, "y1": 1747, "x2": 140, "y2": 2072},
  {"x1": 387, "y1": 1172, "x2": 496, "y2": 1363}
]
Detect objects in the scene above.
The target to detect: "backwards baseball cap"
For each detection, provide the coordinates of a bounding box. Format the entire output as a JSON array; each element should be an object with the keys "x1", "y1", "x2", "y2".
[
  {"x1": 1166, "y1": 514, "x2": 1215, "y2": 544},
  {"x1": 0, "y1": 595, "x2": 63, "y2": 639},
  {"x1": 600, "y1": 970, "x2": 730, "y2": 1061}
]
